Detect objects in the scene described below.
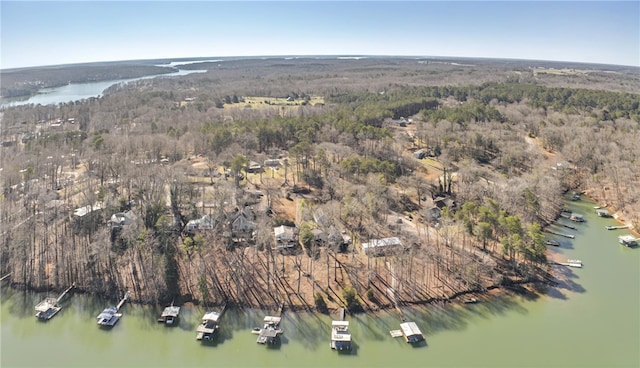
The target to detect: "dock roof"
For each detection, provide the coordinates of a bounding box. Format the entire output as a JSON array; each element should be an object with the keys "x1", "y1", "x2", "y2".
[
  {"x1": 400, "y1": 321, "x2": 423, "y2": 338},
  {"x1": 202, "y1": 311, "x2": 221, "y2": 322},
  {"x1": 161, "y1": 306, "x2": 181, "y2": 317}
]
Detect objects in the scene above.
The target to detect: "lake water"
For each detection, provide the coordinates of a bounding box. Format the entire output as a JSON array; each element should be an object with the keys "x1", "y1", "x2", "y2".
[
  {"x1": 0, "y1": 68, "x2": 206, "y2": 108},
  {"x1": 1, "y1": 198, "x2": 639, "y2": 367}
]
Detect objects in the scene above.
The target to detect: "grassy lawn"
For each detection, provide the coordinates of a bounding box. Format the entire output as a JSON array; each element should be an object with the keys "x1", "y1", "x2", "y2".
[{"x1": 223, "y1": 96, "x2": 324, "y2": 110}]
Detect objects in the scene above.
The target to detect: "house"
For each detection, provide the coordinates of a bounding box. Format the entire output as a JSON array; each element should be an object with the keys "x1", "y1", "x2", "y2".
[
  {"x1": 362, "y1": 237, "x2": 402, "y2": 256},
  {"x1": 327, "y1": 227, "x2": 351, "y2": 252},
  {"x1": 186, "y1": 214, "x2": 216, "y2": 231},
  {"x1": 423, "y1": 206, "x2": 442, "y2": 222},
  {"x1": 264, "y1": 159, "x2": 282, "y2": 169},
  {"x1": 74, "y1": 203, "x2": 103, "y2": 218},
  {"x1": 231, "y1": 206, "x2": 257, "y2": 237},
  {"x1": 274, "y1": 225, "x2": 297, "y2": 250},
  {"x1": 311, "y1": 229, "x2": 327, "y2": 244},
  {"x1": 108, "y1": 211, "x2": 137, "y2": 229},
  {"x1": 413, "y1": 149, "x2": 428, "y2": 159},
  {"x1": 246, "y1": 161, "x2": 262, "y2": 173},
  {"x1": 433, "y1": 196, "x2": 456, "y2": 210}
]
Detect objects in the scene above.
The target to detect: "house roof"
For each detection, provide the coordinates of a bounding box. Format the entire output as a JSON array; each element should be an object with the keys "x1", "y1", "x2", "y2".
[
  {"x1": 274, "y1": 225, "x2": 296, "y2": 240},
  {"x1": 362, "y1": 237, "x2": 402, "y2": 251}
]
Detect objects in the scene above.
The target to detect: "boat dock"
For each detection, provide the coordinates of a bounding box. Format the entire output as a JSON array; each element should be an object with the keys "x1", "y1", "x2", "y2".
[
  {"x1": 330, "y1": 308, "x2": 352, "y2": 351},
  {"x1": 256, "y1": 302, "x2": 285, "y2": 345},
  {"x1": 256, "y1": 316, "x2": 284, "y2": 345},
  {"x1": 618, "y1": 235, "x2": 639, "y2": 247},
  {"x1": 560, "y1": 223, "x2": 577, "y2": 230},
  {"x1": 545, "y1": 229, "x2": 575, "y2": 239},
  {"x1": 157, "y1": 302, "x2": 180, "y2": 326},
  {"x1": 35, "y1": 283, "x2": 75, "y2": 320},
  {"x1": 196, "y1": 303, "x2": 226, "y2": 341},
  {"x1": 399, "y1": 321, "x2": 425, "y2": 344},
  {"x1": 97, "y1": 291, "x2": 129, "y2": 328},
  {"x1": 553, "y1": 262, "x2": 582, "y2": 268},
  {"x1": 606, "y1": 225, "x2": 629, "y2": 230},
  {"x1": 545, "y1": 240, "x2": 561, "y2": 246},
  {"x1": 0, "y1": 272, "x2": 11, "y2": 282}
]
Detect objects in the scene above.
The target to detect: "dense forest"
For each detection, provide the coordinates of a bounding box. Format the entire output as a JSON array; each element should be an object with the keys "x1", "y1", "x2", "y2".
[{"x1": 1, "y1": 57, "x2": 639, "y2": 312}]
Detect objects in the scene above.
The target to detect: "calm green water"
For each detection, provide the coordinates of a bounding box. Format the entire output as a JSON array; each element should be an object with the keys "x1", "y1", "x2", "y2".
[{"x1": 2, "y1": 199, "x2": 639, "y2": 368}]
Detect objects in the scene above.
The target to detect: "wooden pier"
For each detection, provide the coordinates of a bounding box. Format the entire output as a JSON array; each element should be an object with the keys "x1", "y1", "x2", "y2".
[
  {"x1": 560, "y1": 223, "x2": 577, "y2": 230},
  {"x1": 553, "y1": 262, "x2": 582, "y2": 268},
  {"x1": 547, "y1": 228, "x2": 575, "y2": 238},
  {"x1": 0, "y1": 273, "x2": 11, "y2": 282},
  {"x1": 606, "y1": 225, "x2": 629, "y2": 230},
  {"x1": 545, "y1": 229, "x2": 575, "y2": 239}
]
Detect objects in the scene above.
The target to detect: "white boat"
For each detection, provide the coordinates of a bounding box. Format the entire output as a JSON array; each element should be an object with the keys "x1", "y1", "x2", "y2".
[{"x1": 567, "y1": 259, "x2": 582, "y2": 264}]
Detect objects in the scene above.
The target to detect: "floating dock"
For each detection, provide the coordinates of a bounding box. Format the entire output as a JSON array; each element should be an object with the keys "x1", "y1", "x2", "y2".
[
  {"x1": 35, "y1": 283, "x2": 74, "y2": 320},
  {"x1": 606, "y1": 225, "x2": 629, "y2": 230},
  {"x1": 97, "y1": 291, "x2": 129, "y2": 328},
  {"x1": 554, "y1": 262, "x2": 582, "y2": 268},
  {"x1": 545, "y1": 229, "x2": 575, "y2": 239}
]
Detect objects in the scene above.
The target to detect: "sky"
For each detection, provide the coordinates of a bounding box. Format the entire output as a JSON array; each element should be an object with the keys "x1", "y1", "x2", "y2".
[{"x1": 1, "y1": 1, "x2": 638, "y2": 69}]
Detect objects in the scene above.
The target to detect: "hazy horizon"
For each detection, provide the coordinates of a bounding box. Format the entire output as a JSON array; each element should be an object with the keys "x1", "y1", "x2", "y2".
[
  {"x1": 2, "y1": 54, "x2": 638, "y2": 73},
  {"x1": 2, "y1": 1, "x2": 639, "y2": 70}
]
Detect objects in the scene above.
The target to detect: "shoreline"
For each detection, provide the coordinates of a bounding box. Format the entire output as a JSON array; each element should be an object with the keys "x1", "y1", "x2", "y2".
[
  {"x1": 581, "y1": 191, "x2": 639, "y2": 237},
  {"x1": 2, "y1": 278, "x2": 548, "y2": 315}
]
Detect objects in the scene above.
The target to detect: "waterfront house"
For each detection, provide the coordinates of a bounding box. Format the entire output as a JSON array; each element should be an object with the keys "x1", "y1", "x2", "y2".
[
  {"x1": 186, "y1": 214, "x2": 216, "y2": 231},
  {"x1": 362, "y1": 237, "x2": 402, "y2": 257},
  {"x1": 108, "y1": 211, "x2": 137, "y2": 229},
  {"x1": 274, "y1": 225, "x2": 297, "y2": 250},
  {"x1": 413, "y1": 148, "x2": 428, "y2": 159}
]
